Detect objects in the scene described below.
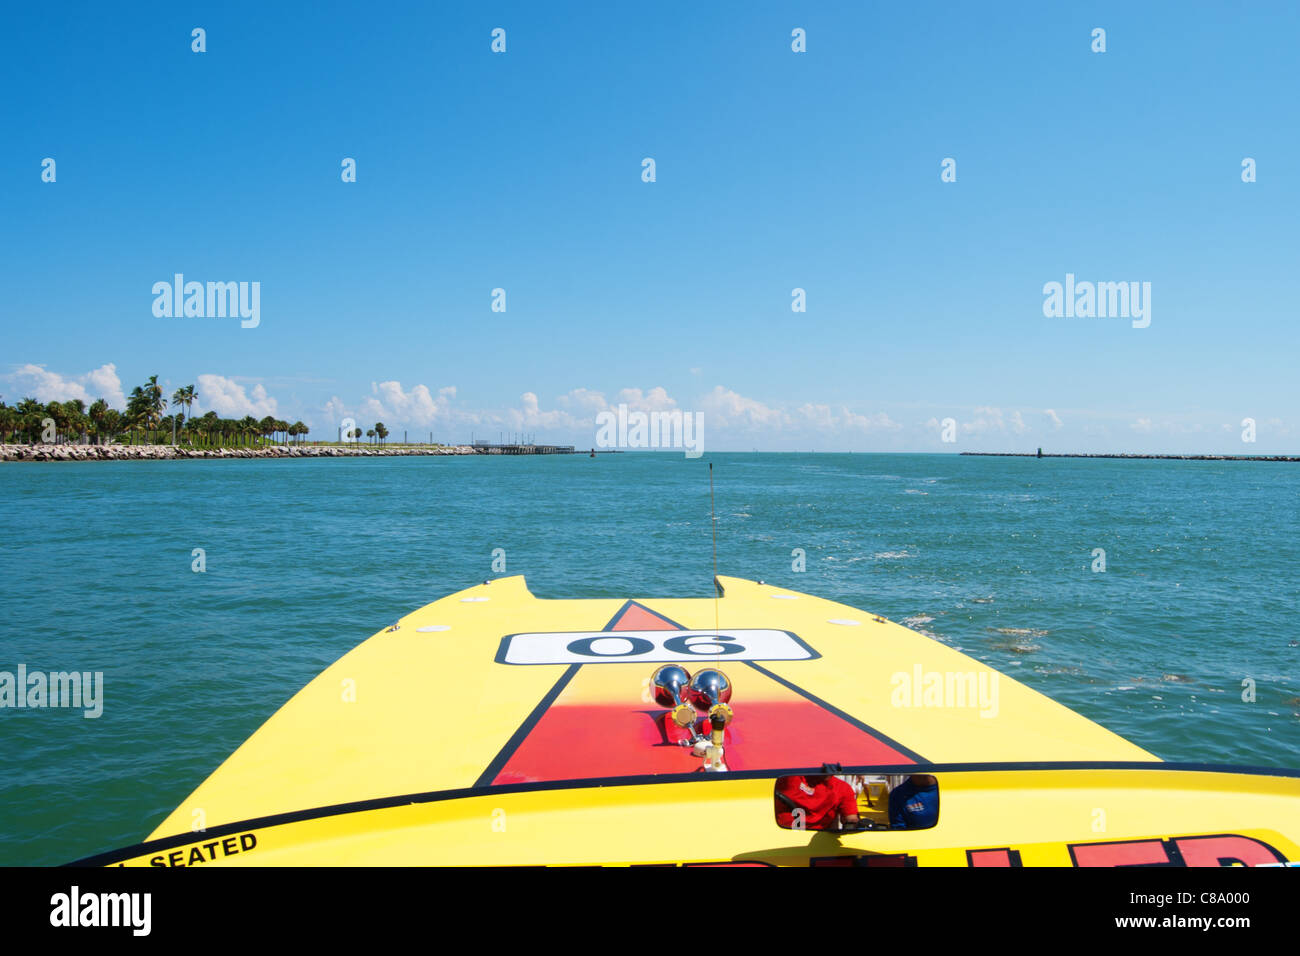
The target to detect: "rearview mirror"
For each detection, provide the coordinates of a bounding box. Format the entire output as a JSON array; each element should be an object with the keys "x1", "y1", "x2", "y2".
[{"x1": 774, "y1": 773, "x2": 940, "y2": 831}]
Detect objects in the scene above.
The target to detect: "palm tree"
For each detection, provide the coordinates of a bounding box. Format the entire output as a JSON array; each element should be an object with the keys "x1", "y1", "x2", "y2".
[
  {"x1": 16, "y1": 397, "x2": 44, "y2": 442},
  {"x1": 374, "y1": 422, "x2": 388, "y2": 446},
  {"x1": 199, "y1": 410, "x2": 219, "y2": 447},
  {"x1": 125, "y1": 375, "x2": 166, "y2": 442},
  {"x1": 125, "y1": 388, "x2": 146, "y2": 439},
  {"x1": 365, "y1": 428, "x2": 375, "y2": 444},
  {"x1": 44, "y1": 401, "x2": 68, "y2": 442},
  {"x1": 100, "y1": 408, "x2": 122, "y2": 443},
  {"x1": 0, "y1": 403, "x2": 17, "y2": 443},
  {"x1": 146, "y1": 375, "x2": 166, "y2": 427},
  {"x1": 142, "y1": 375, "x2": 166, "y2": 439},
  {"x1": 171, "y1": 385, "x2": 196, "y2": 425},
  {"x1": 61, "y1": 399, "x2": 88, "y2": 443},
  {"x1": 88, "y1": 399, "x2": 109, "y2": 444}
]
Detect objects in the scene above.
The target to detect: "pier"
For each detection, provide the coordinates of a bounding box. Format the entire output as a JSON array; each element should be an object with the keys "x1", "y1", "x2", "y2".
[{"x1": 471, "y1": 441, "x2": 577, "y2": 455}]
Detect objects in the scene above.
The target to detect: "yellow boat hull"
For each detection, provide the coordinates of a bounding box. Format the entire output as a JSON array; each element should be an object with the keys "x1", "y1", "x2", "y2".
[
  {"x1": 75, "y1": 577, "x2": 1300, "y2": 866},
  {"x1": 91, "y1": 766, "x2": 1298, "y2": 867}
]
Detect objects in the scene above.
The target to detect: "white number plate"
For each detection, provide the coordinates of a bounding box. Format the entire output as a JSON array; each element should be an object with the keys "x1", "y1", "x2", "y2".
[{"x1": 496, "y1": 629, "x2": 817, "y2": 665}]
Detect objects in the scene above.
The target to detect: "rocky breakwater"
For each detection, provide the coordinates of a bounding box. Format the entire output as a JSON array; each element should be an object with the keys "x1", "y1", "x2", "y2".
[{"x1": 1, "y1": 443, "x2": 479, "y2": 462}]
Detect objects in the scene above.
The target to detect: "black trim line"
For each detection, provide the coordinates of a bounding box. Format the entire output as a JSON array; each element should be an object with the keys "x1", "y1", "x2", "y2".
[
  {"x1": 473, "y1": 663, "x2": 581, "y2": 788},
  {"x1": 744, "y1": 660, "x2": 928, "y2": 763},
  {"x1": 67, "y1": 761, "x2": 1299, "y2": 867}
]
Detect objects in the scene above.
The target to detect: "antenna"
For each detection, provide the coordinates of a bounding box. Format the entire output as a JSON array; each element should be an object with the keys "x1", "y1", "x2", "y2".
[{"x1": 710, "y1": 461, "x2": 719, "y2": 636}]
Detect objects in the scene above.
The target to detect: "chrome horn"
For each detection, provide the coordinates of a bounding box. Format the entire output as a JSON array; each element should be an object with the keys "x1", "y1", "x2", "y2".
[
  {"x1": 687, "y1": 668, "x2": 733, "y2": 717},
  {"x1": 650, "y1": 664, "x2": 696, "y2": 729}
]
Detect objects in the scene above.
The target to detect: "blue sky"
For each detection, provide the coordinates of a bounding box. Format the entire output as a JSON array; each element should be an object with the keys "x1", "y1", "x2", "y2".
[{"x1": 4, "y1": 1, "x2": 1298, "y2": 452}]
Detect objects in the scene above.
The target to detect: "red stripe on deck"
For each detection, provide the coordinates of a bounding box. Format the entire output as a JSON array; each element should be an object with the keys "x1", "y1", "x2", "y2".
[
  {"x1": 609, "y1": 602, "x2": 682, "y2": 631},
  {"x1": 492, "y1": 699, "x2": 915, "y2": 785}
]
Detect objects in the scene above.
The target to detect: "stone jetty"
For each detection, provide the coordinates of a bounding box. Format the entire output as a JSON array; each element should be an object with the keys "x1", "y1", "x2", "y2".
[
  {"x1": 960, "y1": 452, "x2": 1300, "y2": 462},
  {"x1": 1, "y1": 443, "x2": 479, "y2": 462}
]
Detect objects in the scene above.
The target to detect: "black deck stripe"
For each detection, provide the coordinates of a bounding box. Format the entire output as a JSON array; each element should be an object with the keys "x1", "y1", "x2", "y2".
[
  {"x1": 744, "y1": 660, "x2": 928, "y2": 763},
  {"x1": 472, "y1": 663, "x2": 581, "y2": 788},
  {"x1": 66, "y1": 760, "x2": 1300, "y2": 867}
]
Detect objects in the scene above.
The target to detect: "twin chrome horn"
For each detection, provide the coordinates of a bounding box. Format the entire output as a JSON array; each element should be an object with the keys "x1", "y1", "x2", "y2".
[{"x1": 649, "y1": 664, "x2": 734, "y2": 772}]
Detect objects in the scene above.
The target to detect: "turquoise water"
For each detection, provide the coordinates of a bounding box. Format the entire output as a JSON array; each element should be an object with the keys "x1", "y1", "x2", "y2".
[{"x1": 1, "y1": 452, "x2": 1297, "y2": 865}]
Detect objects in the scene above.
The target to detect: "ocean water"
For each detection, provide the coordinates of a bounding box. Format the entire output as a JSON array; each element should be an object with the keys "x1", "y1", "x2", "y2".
[{"x1": 1, "y1": 452, "x2": 1297, "y2": 865}]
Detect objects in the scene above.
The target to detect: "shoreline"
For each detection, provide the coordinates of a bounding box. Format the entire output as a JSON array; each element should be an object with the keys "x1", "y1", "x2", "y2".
[
  {"x1": 9, "y1": 445, "x2": 1293, "y2": 462},
  {"x1": 1, "y1": 443, "x2": 485, "y2": 462},
  {"x1": 960, "y1": 452, "x2": 1300, "y2": 462}
]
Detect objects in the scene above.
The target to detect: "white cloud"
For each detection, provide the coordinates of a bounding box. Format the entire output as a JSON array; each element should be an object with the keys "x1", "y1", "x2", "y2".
[
  {"x1": 795, "y1": 404, "x2": 901, "y2": 433},
  {"x1": 505, "y1": 392, "x2": 584, "y2": 430},
  {"x1": 313, "y1": 381, "x2": 1249, "y2": 451},
  {"x1": 1262, "y1": 417, "x2": 1292, "y2": 437},
  {"x1": 950, "y1": 406, "x2": 1030, "y2": 436},
  {"x1": 699, "y1": 386, "x2": 785, "y2": 430},
  {"x1": 364, "y1": 380, "x2": 451, "y2": 426},
  {"x1": 350, "y1": 381, "x2": 462, "y2": 428},
  {"x1": 85, "y1": 366, "x2": 128, "y2": 408},
  {"x1": 331, "y1": 381, "x2": 536, "y2": 435},
  {"x1": 499, "y1": 385, "x2": 688, "y2": 434},
  {"x1": 961, "y1": 406, "x2": 1006, "y2": 435},
  {"x1": 196, "y1": 374, "x2": 279, "y2": 418},
  {"x1": 323, "y1": 395, "x2": 348, "y2": 423},
  {"x1": 6, "y1": 363, "x2": 126, "y2": 409},
  {"x1": 348, "y1": 386, "x2": 594, "y2": 436},
  {"x1": 554, "y1": 388, "x2": 609, "y2": 413},
  {"x1": 796, "y1": 403, "x2": 836, "y2": 430},
  {"x1": 616, "y1": 386, "x2": 678, "y2": 413},
  {"x1": 504, "y1": 384, "x2": 903, "y2": 446}
]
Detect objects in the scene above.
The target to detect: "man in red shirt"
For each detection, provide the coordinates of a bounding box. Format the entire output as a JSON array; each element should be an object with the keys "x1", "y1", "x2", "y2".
[{"x1": 775, "y1": 773, "x2": 860, "y2": 830}]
